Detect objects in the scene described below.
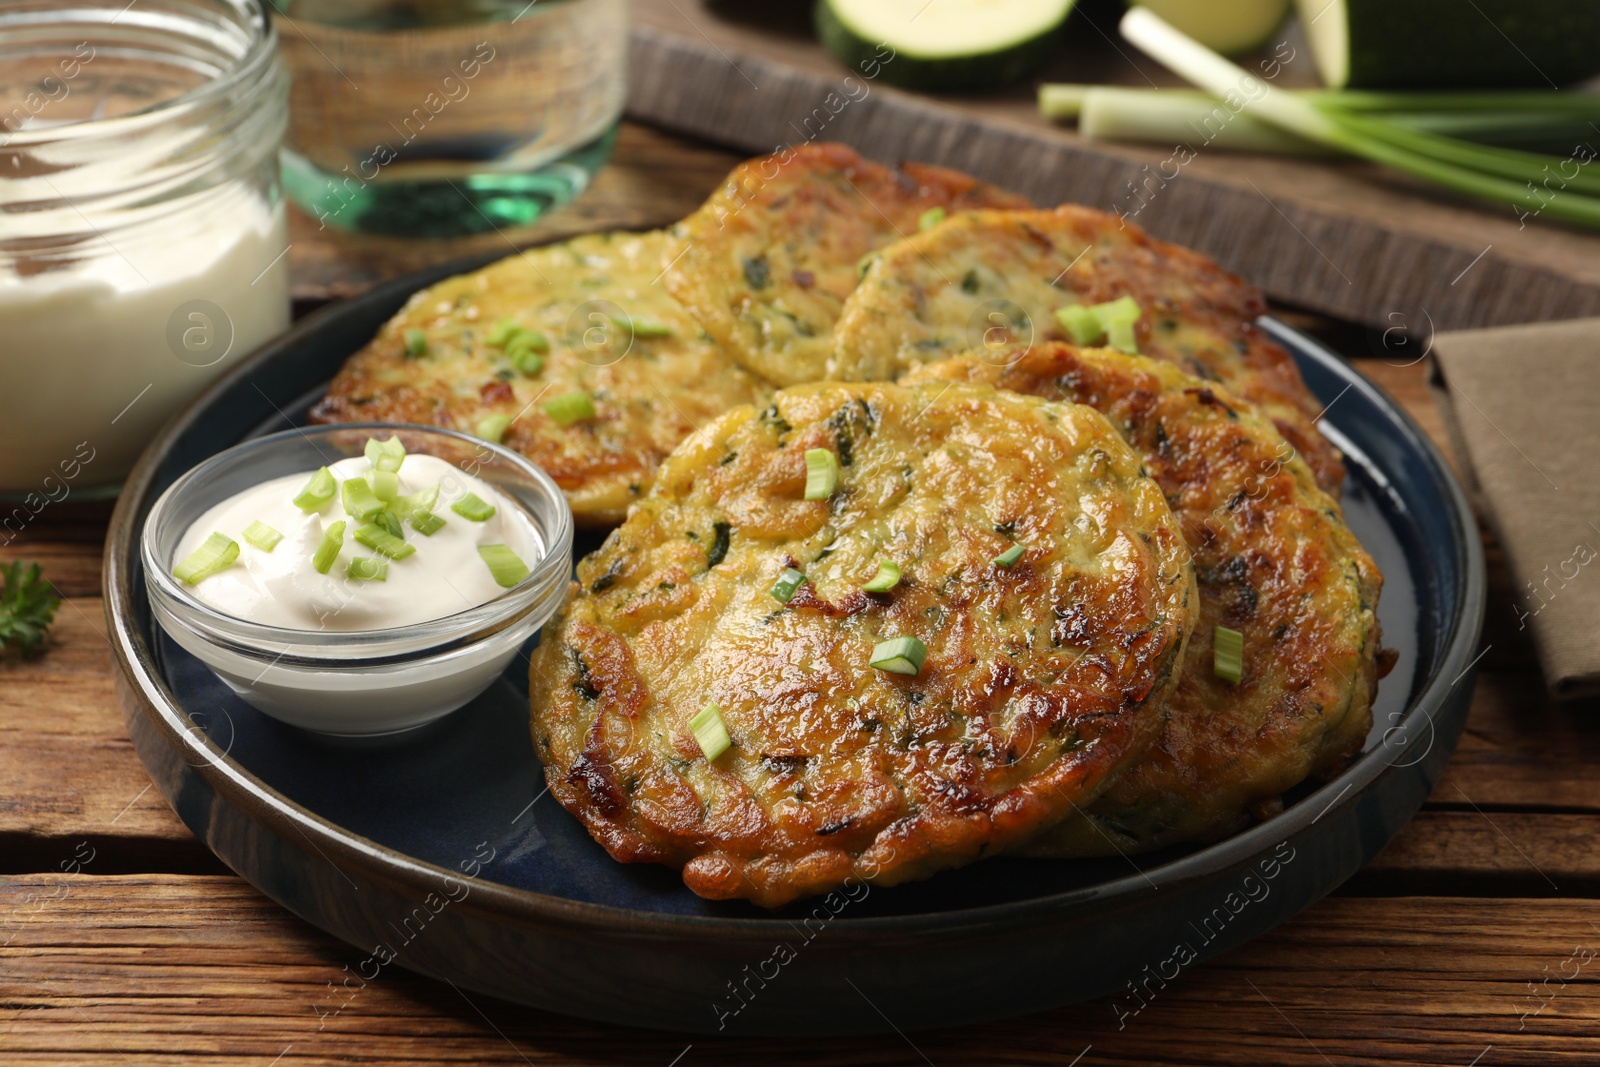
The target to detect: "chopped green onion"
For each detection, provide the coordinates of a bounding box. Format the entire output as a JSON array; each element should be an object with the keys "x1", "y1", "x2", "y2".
[
  {"x1": 870, "y1": 636, "x2": 928, "y2": 676},
  {"x1": 173, "y1": 532, "x2": 239, "y2": 585},
  {"x1": 611, "y1": 314, "x2": 674, "y2": 338},
  {"x1": 242, "y1": 520, "x2": 282, "y2": 553},
  {"x1": 371, "y1": 469, "x2": 400, "y2": 503},
  {"x1": 994, "y1": 543, "x2": 1027, "y2": 568},
  {"x1": 409, "y1": 510, "x2": 447, "y2": 536},
  {"x1": 1056, "y1": 298, "x2": 1141, "y2": 353},
  {"x1": 485, "y1": 318, "x2": 522, "y2": 347},
  {"x1": 364, "y1": 435, "x2": 406, "y2": 473},
  {"x1": 478, "y1": 544, "x2": 530, "y2": 588},
  {"x1": 340, "y1": 477, "x2": 386, "y2": 523},
  {"x1": 690, "y1": 701, "x2": 731, "y2": 761},
  {"x1": 506, "y1": 340, "x2": 545, "y2": 376},
  {"x1": 292, "y1": 467, "x2": 336, "y2": 512},
  {"x1": 544, "y1": 391, "x2": 596, "y2": 427},
  {"x1": 476, "y1": 413, "x2": 513, "y2": 443},
  {"x1": 1214, "y1": 625, "x2": 1244, "y2": 684},
  {"x1": 770, "y1": 567, "x2": 806, "y2": 603},
  {"x1": 508, "y1": 327, "x2": 549, "y2": 354},
  {"x1": 312, "y1": 521, "x2": 345, "y2": 575},
  {"x1": 393, "y1": 483, "x2": 439, "y2": 519},
  {"x1": 918, "y1": 206, "x2": 946, "y2": 231},
  {"x1": 803, "y1": 448, "x2": 839, "y2": 501},
  {"x1": 404, "y1": 328, "x2": 428, "y2": 358},
  {"x1": 353, "y1": 522, "x2": 415, "y2": 560},
  {"x1": 1094, "y1": 295, "x2": 1143, "y2": 354},
  {"x1": 347, "y1": 556, "x2": 388, "y2": 582},
  {"x1": 451, "y1": 492, "x2": 496, "y2": 522},
  {"x1": 370, "y1": 509, "x2": 405, "y2": 540},
  {"x1": 1055, "y1": 304, "x2": 1105, "y2": 346},
  {"x1": 861, "y1": 559, "x2": 901, "y2": 592}
]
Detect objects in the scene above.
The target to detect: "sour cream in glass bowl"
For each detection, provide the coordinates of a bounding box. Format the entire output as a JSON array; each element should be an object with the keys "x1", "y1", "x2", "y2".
[{"x1": 142, "y1": 424, "x2": 573, "y2": 736}]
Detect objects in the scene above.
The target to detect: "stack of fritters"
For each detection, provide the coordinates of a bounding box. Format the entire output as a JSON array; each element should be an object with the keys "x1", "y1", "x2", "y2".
[{"x1": 315, "y1": 143, "x2": 1386, "y2": 907}]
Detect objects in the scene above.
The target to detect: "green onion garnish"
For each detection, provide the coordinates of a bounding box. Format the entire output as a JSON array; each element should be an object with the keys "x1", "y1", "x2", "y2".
[
  {"x1": 544, "y1": 391, "x2": 596, "y2": 427},
  {"x1": 803, "y1": 448, "x2": 839, "y2": 501},
  {"x1": 312, "y1": 521, "x2": 345, "y2": 575},
  {"x1": 340, "y1": 477, "x2": 386, "y2": 523},
  {"x1": 451, "y1": 492, "x2": 496, "y2": 522},
  {"x1": 611, "y1": 314, "x2": 674, "y2": 339},
  {"x1": 690, "y1": 701, "x2": 731, "y2": 761},
  {"x1": 292, "y1": 467, "x2": 336, "y2": 512},
  {"x1": 1094, "y1": 295, "x2": 1143, "y2": 354},
  {"x1": 393, "y1": 484, "x2": 439, "y2": 519},
  {"x1": 918, "y1": 206, "x2": 946, "y2": 231},
  {"x1": 507, "y1": 341, "x2": 544, "y2": 377},
  {"x1": 1214, "y1": 625, "x2": 1244, "y2": 684},
  {"x1": 347, "y1": 557, "x2": 388, "y2": 581},
  {"x1": 770, "y1": 567, "x2": 806, "y2": 603},
  {"x1": 870, "y1": 636, "x2": 928, "y2": 676},
  {"x1": 371, "y1": 469, "x2": 400, "y2": 503},
  {"x1": 364, "y1": 435, "x2": 406, "y2": 473},
  {"x1": 478, "y1": 544, "x2": 530, "y2": 588},
  {"x1": 404, "y1": 328, "x2": 428, "y2": 358},
  {"x1": 476, "y1": 413, "x2": 513, "y2": 443},
  {"x1": 1055, "y1": 304, "x2": 1105, "y2": 346},
  {"x1": 409, "y1": 510, "x2": 446, "y2": 536},
  {"x1": 994, "y1": 544, "x2": 1026, "y2": 568},
  {"x1": 506, "y1": 327, "x2": 549, "y2": 354},
  {"x1": 485, "y1": 318, "x2": 522, "y2": 347},
  {"x1": 354, "y1": 522, "x2": 415, "y2": 560},
  {"x1": 173, "y1": 532, "x2": 239, "y2": 585},
  {"x1": 242, "y1": 520, "x2": 282, "y2": 553},
  {"x1": 372, "y1": 509, "x2": 404, "y2": 539},
  {"x1": 862, "y1": 559, "x2": 901, "y2": 592}
]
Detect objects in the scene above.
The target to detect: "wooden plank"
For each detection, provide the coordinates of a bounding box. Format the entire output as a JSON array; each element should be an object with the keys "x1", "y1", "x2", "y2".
[
  {"x1": 625, "y1": 1, "x2": 1600, "y2": 333},
  {"x1": 286, "y1": 122, "x2": 743, "y2": 305},
  {"x1": 2, "y1": 875, "x2": 1597, "y2": 1065}
]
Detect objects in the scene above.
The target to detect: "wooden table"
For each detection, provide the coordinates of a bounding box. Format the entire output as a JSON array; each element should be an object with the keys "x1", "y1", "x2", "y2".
[{"x1": 4, "y1": 123, "x2": 1597, "y2": 1067}]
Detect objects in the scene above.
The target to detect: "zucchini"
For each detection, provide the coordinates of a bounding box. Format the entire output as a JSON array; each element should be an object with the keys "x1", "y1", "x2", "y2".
[
  {"x1": 1130, "y1": 0, "x2": 1291, "y2": 56},
  {"x1": 1298, "y1": 0, "x2": 1600, "y2": 89},
  {"x1": 816, "y1": 0, "x2": 1077, "y2": 92}
]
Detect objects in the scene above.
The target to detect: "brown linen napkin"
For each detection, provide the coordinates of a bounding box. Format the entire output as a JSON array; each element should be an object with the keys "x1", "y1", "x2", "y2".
[{"x1": 1431, "y1": 317, "x2": 1600, "y2": 698}]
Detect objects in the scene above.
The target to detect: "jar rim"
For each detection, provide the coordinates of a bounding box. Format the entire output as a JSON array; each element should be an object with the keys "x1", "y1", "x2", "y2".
[{"x1": 0, "y1": 0, "x2": 278, "y2": 148}]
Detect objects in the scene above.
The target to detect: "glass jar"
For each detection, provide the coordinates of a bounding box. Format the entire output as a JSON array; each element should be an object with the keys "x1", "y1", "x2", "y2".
[{"x1": 0, "y1": 0, "x2": 291, "y2": 501}]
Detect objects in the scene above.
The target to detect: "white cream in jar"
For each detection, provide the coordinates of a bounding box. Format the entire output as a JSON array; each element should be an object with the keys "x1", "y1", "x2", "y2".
[{"x1": 171, "y1": 451, "x2": 543, "y2": 632}]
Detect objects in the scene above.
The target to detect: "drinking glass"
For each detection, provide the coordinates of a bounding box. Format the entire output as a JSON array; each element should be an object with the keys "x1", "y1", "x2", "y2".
[{"x1": 272, "y1": 0, "x2": 627, "y2": 236}]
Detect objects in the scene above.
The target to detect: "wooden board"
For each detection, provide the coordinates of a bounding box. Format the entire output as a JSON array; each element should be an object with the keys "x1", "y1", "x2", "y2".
[{"x1": 625, "y1": 1, "x2": 1600, "y2": 333}]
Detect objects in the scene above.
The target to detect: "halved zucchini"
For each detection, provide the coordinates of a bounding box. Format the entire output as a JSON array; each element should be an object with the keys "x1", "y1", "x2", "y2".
[
  {"x1": 1298, "y1": 0, "x2": 1600, "y2": 89},
  {"x1": 816, "y1": 0, "x2": 1078, "y2": 92}
]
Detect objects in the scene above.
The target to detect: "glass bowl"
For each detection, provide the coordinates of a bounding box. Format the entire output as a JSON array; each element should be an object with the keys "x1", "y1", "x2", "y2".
[{"x1": 141, "y1": 423, "x2": 573, "y2": 736}]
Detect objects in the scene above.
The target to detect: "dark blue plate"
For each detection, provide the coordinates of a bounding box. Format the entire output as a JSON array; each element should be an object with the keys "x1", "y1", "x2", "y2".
[{"x1": 105, "y1": 259, "x2": 1485, "y2": 1036}]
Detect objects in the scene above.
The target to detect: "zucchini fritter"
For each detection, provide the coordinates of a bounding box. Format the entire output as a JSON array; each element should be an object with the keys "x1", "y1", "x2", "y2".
[
  {"x1": 830, "y1": 206, "x2": 1345, "y2": 494},
  {"x1": 311, "y1": 231, "x2": 772, "y2": 527},
  {"x1": 905, "y1": 345, "x2": 1381, "y2": 855},
  {"x1": 529, "y1": 380, "x2": 1197, "y2": 906},
  {"x1": 660, "y1": 142, "x2": 1030, "y2": 388}
]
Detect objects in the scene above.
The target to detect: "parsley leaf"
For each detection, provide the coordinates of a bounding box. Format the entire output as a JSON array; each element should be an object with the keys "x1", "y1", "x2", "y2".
[{"x1": 0, "y1": 561, "x2": 61, "y2": 658}]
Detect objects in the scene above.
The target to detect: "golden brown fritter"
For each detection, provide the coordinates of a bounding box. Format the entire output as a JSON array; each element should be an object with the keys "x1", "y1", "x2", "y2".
[
  {"x1": 660, "y1": 142, "x2": 1031, "y2": 388},
  {"x1": 311, "y1": 231, "x2": 772, "y2": 527},
  {"x1": 905, "y1": 345, "x2": 1381, "y2": 855},
  {"x1": 528, "y1": 380, "x2": 1197, "y2": 906},
  {"x1": 831, "y1": 206, "x2": 1345, "y2": 495}
]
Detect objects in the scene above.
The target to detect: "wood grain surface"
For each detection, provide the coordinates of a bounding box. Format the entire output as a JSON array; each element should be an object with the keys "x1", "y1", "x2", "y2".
[
  {"x1": 3, "y1": 121, "x2": 1596, "y2": 1066},
  {"x1": 625, "y1": 0, "x2": 1600, "y2": 335}
]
